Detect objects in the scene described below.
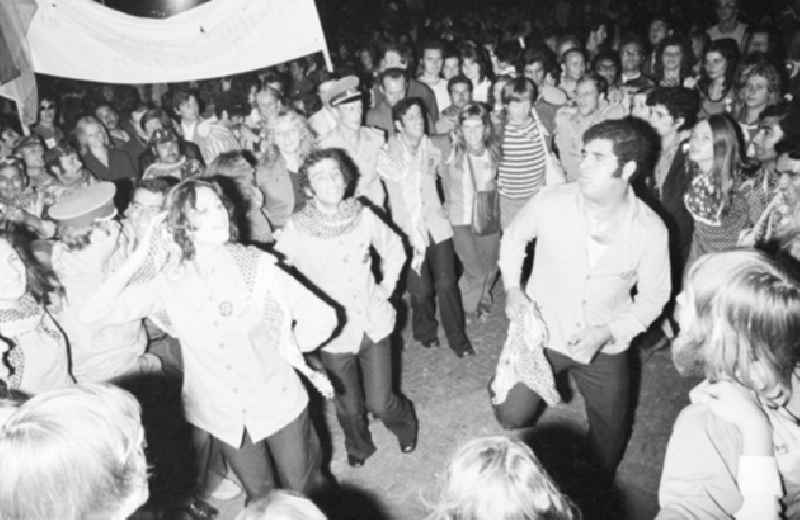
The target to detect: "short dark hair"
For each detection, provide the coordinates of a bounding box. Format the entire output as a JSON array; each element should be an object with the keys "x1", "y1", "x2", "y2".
[
  {"x1": 379, "y1": 42, "x2": 412, "y2": 67},
  {"x1": 447, "y1": 75, "x2": 473, "y2": 95},
  {"x1": 421, "y1": 39, "x2": 445, "y2": 56},
  {"x1": 166, "y1": 88, "x2": 199, "y2": 114},
  {"x1": 501, "y1": 77, "x2": 537, "y2": 105},
  {"x1": 494, "y1": 41, "x2": 520, "y2": 67},
  {"x1": 619, "y1": 34, "x2": 645, "y2": 55},
  {"x1": 583, "y1": 117, "x2": 657, "y2": 179},
  {"x1": 299, "y1": 148, "x2": 359, "y2": 198},
  {"x1": 380, "y1": 68, "x2": 407, "y2": 87},
  {"x1": 140, "y1": 108, "x2": 171, "y2": 134},
  {"x1": 135, "y1": 176, "x2": 178, "y2": 196},
  {"x1": 577, "y1": 73, "x2": 609, "y2": 96},
  {"x1": 561, "y1": 47, "x2": 587, "y2": 64},
  {"x1": 391, "y1": 97, "x2": 427, "y2": 124},
  {"x1": 443, "y1": 44, "x2": 460, "y2": 63},
  {"x1": 646, "y1": 87, "x2": 700, "y2": 131}
]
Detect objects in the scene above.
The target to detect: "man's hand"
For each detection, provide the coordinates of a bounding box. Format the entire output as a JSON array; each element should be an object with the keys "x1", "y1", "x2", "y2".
[
  {"x1": 567, "y1": 325, "x2": 612, "y2": 364},
  {"x1": 505, "y1": 287, "x2": 529, "y2": 320}
]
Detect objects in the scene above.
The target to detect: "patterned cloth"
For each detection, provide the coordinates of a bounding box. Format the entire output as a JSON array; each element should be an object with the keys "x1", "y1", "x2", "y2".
[{"x1": 491, "y1": 300, "x2": 560, "y2": 406}]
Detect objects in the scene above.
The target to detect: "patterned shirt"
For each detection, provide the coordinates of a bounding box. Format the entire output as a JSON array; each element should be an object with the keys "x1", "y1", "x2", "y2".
[{"x1": 498, "y1": 118, "x2": 547, "y2": 199}]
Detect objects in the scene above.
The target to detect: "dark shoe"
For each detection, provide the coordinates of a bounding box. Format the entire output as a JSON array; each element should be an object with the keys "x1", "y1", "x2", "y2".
[
  {"x1": 347, "y1": 454, "x2": 366, "y2": 467},
  {"x1": 453, "y1": 345, "x2": 476, "y2": 358},
  {"x1": 400, "y1": 440, "x2": 417, "y2": 453},
  {"x1": 420, "y1": 338, "x2": 440, "y2": 348},
  {"x1": 181, "y1": 498, "x2": 218, "y2": 520}
]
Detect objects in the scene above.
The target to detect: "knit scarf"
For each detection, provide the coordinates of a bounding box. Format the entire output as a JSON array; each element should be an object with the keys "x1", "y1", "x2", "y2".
[{"x1": 291, "y1": 199, "x2": 363, "y2": 238}]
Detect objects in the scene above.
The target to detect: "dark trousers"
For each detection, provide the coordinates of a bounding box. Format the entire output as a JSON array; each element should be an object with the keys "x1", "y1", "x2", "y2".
[
  {"x1": 192, "y1": 408, "x2": 325, "y2": 503},
  {"x1": 452, "y1": 225, "x2": 500, "y2": 314},
  {"x1": 493, "y1": 349, "x2": 631, "y2": 479},
  {"x1": 406, "y1": 238, "x2": 469, "y2": 351},
  {"x1": 320, "y1": 335, "x2": 418, "y2": 460}
]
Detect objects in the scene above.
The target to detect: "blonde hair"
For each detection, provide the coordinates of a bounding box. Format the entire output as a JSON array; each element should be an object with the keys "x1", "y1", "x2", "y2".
[
  {"x1": 426, "y1": 436, "x2": 578, "y2": 520},
  {"x1": 677, "y1": 250, "x2": 800, "y2": 406},
  {"x1": 263, "y1": 109, "x2": 316, "y2": 167},
  {"x1": 75, "y1": 115, "x2": 110, "y2": 155},
  {"x1": 234, "y1": 490, "x2": 327, "y2": 520},
  {"x1": 0, "y1": 384, "x2": 148, "y2": 520}
]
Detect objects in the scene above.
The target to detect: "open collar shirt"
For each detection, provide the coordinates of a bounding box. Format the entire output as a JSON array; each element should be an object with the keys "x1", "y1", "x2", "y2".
[{"x1": 498, "y1": 182, "x2": 671, "y2": 357}]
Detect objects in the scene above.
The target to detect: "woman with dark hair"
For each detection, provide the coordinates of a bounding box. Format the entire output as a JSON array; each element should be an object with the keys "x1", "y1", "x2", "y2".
[
  {"x1": 696, "y1": 40, "x2": 740, "y2": 118},
  {"x1": 81, "y1": 178, "x2": 335, "y2": 508},
  {"x1": 0, "y1": 224, "x2": 71, "y2": 394},
  {"x1": 460, "y1": 43, "x2": 493, "y2": 104},
  {"x1": 276, "y1": 148, "x2": 418, "y2": 468},
  {"x1": 655, "y1": 35, "x2": 696, "y2": 88},
  {"x1": 684, "y1": 114, "x2": 751, "y2": 262},
  {"x1": 30, "y1": 94, "x2": 64, "y2": 149}
]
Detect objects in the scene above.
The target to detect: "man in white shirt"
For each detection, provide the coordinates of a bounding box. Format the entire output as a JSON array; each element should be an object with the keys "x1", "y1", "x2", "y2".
[
  {"x1": 418, "y1": 40, "x2": 450, "y2": 117},
  {"x1": 377, "y1": 98, "x2": 474, "y2": 357},
  {"x1": 497, "y1": 117, "x2": 671, "y2": 483}
]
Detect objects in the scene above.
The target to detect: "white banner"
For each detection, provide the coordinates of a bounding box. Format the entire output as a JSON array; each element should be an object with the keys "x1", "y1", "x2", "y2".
[{"x1": 27, "y1": 0, "x2": 331, "y2": 84}]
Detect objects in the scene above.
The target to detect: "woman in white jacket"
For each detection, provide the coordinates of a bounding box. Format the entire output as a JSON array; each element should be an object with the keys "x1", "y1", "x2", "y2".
[{"x1": 80, "y1": 178, "x2": 336, "y2": 506}]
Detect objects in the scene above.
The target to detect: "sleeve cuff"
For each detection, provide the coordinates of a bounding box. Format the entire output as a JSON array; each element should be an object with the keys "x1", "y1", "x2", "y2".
[{"x1": 737, "y1": 455, "x2": 782, "y2": 496}]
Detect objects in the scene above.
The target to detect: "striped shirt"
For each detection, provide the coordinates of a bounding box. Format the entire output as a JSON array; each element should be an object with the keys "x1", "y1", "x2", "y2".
[{"x1": 498, "y1": 118, "x2": 547, "y2": 199}]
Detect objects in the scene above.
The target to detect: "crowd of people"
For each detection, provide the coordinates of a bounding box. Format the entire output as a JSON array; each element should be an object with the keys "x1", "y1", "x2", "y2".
[{"x1": 2, "y1": 0, "x2": 800, "y2": 518}]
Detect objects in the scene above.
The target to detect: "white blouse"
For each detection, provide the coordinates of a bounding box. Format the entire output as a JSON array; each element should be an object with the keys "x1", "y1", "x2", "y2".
[
  {"x1": 275, "y1": 202, "x2": 405, "y2": 354},
  {"x1": 97, "y1": 244, "x2": 337, "y2": 447}
]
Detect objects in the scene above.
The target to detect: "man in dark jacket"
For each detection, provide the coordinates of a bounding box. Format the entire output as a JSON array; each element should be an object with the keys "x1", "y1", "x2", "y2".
[{"x1": 636, "y1": 87, "x2": 699, "y2": 351}]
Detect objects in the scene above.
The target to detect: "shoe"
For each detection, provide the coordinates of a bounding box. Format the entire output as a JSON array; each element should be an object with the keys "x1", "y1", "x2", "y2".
[
  {"x1": 182, "y1": 498, "x2": 218, "y2": 520},
  {"x1": 347, "y1": 454, "x2": 366, "y2": 467},
  {"x1": 420, "y1": 338, "x2": 440, "y2": 348},
  {"x1": 400, "y1": 440, "x2": 417, "y2": 454},
  {"x1": 454, "y1": 345, "x2": 476, "y2": 358},
  {"x1": 209, "y1": 475, "x2": 242, "y2": 501}
]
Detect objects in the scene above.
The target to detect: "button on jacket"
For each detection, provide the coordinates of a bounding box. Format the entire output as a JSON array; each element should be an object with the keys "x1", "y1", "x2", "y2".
[
  {"x1": 94, "y1": 246, "x2": 337, "y2": 447},
  {"x1": 275, "y1": 203, "x2": 405, "y2": 354}
]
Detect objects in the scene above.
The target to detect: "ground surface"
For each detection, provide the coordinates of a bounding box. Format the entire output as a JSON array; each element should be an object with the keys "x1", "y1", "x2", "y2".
[{"x1": 198, "y1": 289, "x2": 699, "y2": 520}]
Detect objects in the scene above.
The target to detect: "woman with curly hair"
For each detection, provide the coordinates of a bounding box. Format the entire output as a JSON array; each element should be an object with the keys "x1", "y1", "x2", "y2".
[
  {"x1": 733, "y1": 61, "x2": 782, "y2": 157},
  {"x1": 425, "y1": 436, "x2": 579, "y2": 520},
  {"x1": 0, "y1": 224, "x2": 71, "y2": 394},
  {"x1": 276, "y1": 149, "x2": 418, "y2": 468},
  {"x1": 81, "y1": 178, "x2": 336, "y2": 508},
  {"x1": 255, "y1": 109, "x2": 316, "y2": 230},
  {"x1": 696, "y1": 40, "x2": 740, "y2": 118}
]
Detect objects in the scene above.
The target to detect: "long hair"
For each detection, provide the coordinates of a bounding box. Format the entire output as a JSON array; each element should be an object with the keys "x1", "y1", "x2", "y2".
[
  {"x1": 676, "y1": 250, "x2": 800, "y2": 407},
  {"x1": 707, "y1": 113, "x2": 745, "y2": 197},
  {"x1": 655, "y1": 35, "x2": 694, "y2": 86},
  {"x1": 452, "y1": 103, "x2": 501, "y2": 171},
  {"x1": 425, "y1": 436, "x2": 579, "y2": 520},
  {"x1": 263, "y1": 109, "x2": 316, "y2": 168},
  {"x1": 0, "y1": 384, "x2": 148, "y2": 520},
  {"x1": 697, "y1": 40, "x2": 739, "y2": 100},
  {"x1": 165, "y1": 178, "x2": 239, "y2": 261},
  {"x1": 0, "y1": 223, "x2": 62, "y2": 305},
  {"x1": 74, "y1": 116, "x2": 110, "y2": 156}
]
